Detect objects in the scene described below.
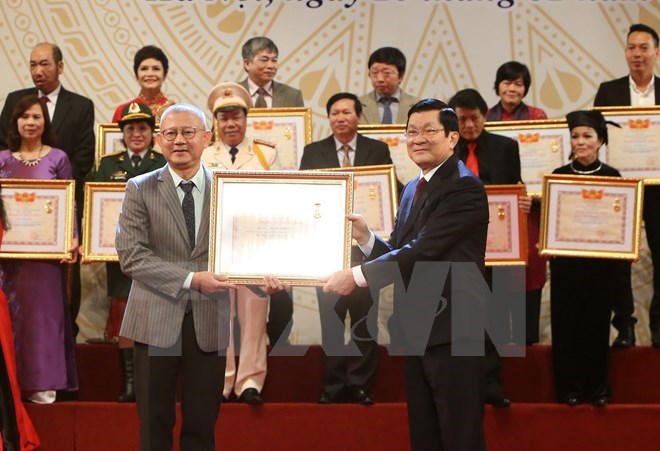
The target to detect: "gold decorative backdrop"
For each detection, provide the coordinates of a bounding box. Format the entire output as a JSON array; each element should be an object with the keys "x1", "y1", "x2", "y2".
[{"x1": 0, "y1": 0, "x2": 657, "y2": 343}]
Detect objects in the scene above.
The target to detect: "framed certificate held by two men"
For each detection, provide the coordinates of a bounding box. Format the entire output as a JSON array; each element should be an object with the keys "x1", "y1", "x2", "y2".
[{"x1": 209, "y1": 170, "x2": 353, "y2": 286}]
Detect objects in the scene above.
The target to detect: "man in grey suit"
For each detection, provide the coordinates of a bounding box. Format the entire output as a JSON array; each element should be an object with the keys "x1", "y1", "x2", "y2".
[
  {"x1": 238, "y1": 37, "x2": 303, "y2": 345},
  {"x1": 238, "y1": 36, "x2": 304, "y2": 108},
  {"x1": 116, "y1": 103, "x2": 282, "y2": 450},
  {"x1": 359, "y1": 47, "x2": 419, "y2": 124}
]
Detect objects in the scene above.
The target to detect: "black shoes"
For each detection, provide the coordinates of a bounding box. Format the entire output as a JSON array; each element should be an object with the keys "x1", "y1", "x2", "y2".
[
  {"x1": 592, "y1": 396, "x2": 608, "y2": 408},
  {"x1": 351, "y1": 387, "x2": 375, "y2": 405},
  {"x1": 565, "y1": 397, "x2": 580, "y2": 407},
  {"x1": 612, "y1": 325, "x2": 636, "y2": 348},
  {"x1": 238, "y1": 388, "x2": 264, "y2": 405},
  {"x1": 319, "y1": 387, "x2": 375, "y2": 405},
  {"x1": 486, "y1": 395, "x2": 511, "y2": 408}
]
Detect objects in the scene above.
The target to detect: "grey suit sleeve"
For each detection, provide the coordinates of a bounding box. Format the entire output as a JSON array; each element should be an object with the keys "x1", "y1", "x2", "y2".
[{"x1": 116, "y1": 179, "x2": 192, "y2": 300}]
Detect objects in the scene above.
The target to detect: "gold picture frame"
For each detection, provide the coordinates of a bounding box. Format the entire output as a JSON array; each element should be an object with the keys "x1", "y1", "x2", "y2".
[
  {"x1": 0, "y1": 179, "x2": 76, "y2": 260},
  {"x1": 485, "y1": 119, "x2": 571, "y2": 195},
  {"x1": 358, "y1": 124, "x2": 419, "y2": 185},
  {"x1": 209, "y1": 170, "x2": 353, "y2": 286},
  {"x1": 320, "y1": 164, "x2": 399, "y2": 240},
  {"x1": 485, "y1": 184, "x2": 529, "y2": 266},
  {"x1": 593, "y1": 106, "x2": 660, "y2": 179},
  {"x1": 539, "y1": 174, "x2": 644, "y2": 260},
  {"x1": 82, "y1": 182, "x2": 126, "y2": 262}
]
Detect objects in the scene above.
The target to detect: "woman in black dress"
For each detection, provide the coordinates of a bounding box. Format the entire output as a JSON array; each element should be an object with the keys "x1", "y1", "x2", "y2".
[{"x1": 550, "y1": 110, "x2": 629, "y2": 407}]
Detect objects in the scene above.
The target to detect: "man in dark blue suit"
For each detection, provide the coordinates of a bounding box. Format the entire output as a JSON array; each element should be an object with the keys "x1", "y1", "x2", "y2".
[
  {"x1": 323, "y1": 99, "x2": 489, "y2": 451},
  {"x1": 300, "y1": 92, "x2": 394, "y2": 405},
  {"x1": 594, "y1": 23, "x2": 660, "y2": 347}
]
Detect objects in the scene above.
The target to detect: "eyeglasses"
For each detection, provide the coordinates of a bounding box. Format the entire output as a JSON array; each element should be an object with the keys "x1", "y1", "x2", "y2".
[
  {"x1": 404, "y1": 128, "x2": 444, "y2": 139},
  {"x1": 160, "y1": 127, "x2": 201, "y2": 141},
  {"x1": 369, "y1": 69, "x2": 398, "y2": 78}
]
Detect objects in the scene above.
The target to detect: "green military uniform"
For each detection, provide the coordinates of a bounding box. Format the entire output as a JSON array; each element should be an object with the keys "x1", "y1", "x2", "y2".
[{"x1": 91, "y1": 148, "x2": 166, "y2": 297}]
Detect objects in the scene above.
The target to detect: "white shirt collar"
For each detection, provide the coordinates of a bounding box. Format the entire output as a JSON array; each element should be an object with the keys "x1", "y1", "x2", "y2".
[
  {"x1": 376, "y1": 87, "x2": 401, "y2": 102},
  {"x1": 247, "y1": 78, "x2": 273, "y2": 96},
  {"x1": 419, "y1": 156, "x2": 449, "y2": 182},
  {"x1": 168, "y1": 165, "x2": 205, "y2": 194},
  {"x1": 333, "y1": 134, "x2": 358, "y2": 152}
]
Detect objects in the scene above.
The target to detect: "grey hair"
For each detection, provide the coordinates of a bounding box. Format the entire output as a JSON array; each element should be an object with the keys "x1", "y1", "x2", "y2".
[
  {"x1": 241, "y1": 36, "x2": 278, "y2": 61},
  {"x1": 160, "y1": 104, "x2": 208, "y2": 130}
]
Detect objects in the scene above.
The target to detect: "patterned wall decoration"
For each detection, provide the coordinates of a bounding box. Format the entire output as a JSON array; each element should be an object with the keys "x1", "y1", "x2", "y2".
[{"x1": 0, "y1": 0, "x2": 657, "y2": 344}]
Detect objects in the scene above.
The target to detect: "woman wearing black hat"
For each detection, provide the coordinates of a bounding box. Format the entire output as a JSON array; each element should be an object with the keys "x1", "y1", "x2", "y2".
[{"x1": 549, "y1": 110, "x2": 629, "y2": 407}]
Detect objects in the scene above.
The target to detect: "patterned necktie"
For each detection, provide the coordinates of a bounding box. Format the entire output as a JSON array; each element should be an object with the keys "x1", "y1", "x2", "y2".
[
  {"x1": 380, "y1": 96, "x2": 395, "y2": 124},
  {"x1": 180, "y1": 182, "x2": 196, "y2": 248},
  {"x1": 466, "y1": 142, "x2": 479, "y2": 177},
  {"x1": 255, "y1": 88, "x2": 267, "y2": 108},
  {"x1": 341, "y1": 144, "x2": 351, "y2": 167},
  {"x1": 131, "y1": 155, "x2": 141, "y2": 169},
  {"x1": 229, "y1": 147, "x2": 239, "y2": 164},
  {"x1": 413, "y1": 177, "x2": 427, "y2": 206}
]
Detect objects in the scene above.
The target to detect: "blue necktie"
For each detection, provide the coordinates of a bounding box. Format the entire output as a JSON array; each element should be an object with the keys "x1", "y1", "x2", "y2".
[{"x1": 380, "y1": 96, "x2": 395, "y2": 124}]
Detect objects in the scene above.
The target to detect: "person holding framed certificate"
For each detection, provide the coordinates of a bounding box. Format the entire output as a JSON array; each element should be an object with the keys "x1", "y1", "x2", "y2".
[
  {"x1": 550, "y1": 110, "x2": 628, "y2": 407},
  {"x1": 0, "y1": 194, "x2": 40, "y2": 450},
  {"x1": 594, "y1": 23, "x2": 660, "y2": 348},
  {"x1": 0, "y1": 95, "x2": 79, "y2": 404},
  {"x1": 90, "y1": 102, "x2": 166, "y2": 403},
  {"x1": 323, "y1": 99, "x2": 489, "y2": 450},
  {"x1": 485, "y1": 61, "x2": 548, "y2": 346},
  {"x1": 203, "y1": 82, "x2": 280, "y2": 405}
]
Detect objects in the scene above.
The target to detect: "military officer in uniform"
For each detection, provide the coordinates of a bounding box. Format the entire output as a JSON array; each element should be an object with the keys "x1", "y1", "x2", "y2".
[
  {"x1": 90, "y1": 102, "x2": 166, "y2": 402},
  {"x1": 203, "y1": 82, "x2": 280, "y2": 404}
]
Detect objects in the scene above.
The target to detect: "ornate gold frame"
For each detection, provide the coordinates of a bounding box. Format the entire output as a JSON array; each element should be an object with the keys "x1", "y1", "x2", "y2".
[
  {"x1": 0, "y1": 179, "x2": 76, "y2": 260},
  {"x1": 485, "y1": 184, "x2": 529, "y2": 266},
  {"x1": 209, "y1": 170, "x2": 353, "y2": 286},
  {"x1": 82, "y1": 182, "x2": 126, "y2": 262}
]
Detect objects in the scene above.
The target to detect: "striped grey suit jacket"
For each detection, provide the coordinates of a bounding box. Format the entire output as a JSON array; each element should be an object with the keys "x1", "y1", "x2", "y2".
[{"x1": 116, "y1": 165, "x2": 230, "y2": 352}]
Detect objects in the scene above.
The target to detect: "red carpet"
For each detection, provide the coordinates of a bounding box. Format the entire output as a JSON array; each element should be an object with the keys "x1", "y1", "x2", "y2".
[
  {"x1": 24, "y1": 403, "x2": 660, "y2": 451},
  {"x1": 23, "y1": 345, "x2": 660, "y2": 450}
]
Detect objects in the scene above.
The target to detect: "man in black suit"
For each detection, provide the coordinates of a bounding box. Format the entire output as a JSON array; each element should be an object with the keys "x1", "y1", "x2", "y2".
[
  {"x1": 323, "y1": 99, "x2": 489, "y2": 450},
  {"x1": 0, "y1": 42, "x2": 95, "y2": 337},
  {"x1": 300, "y1": 92, "x2": 393, "y2": 405},
  {"x1": 594, "y1": 23, "x2": 660, "y2": 347},
  {"x1": 448, "y1": 88, "x2": 531, "y2": 408}
]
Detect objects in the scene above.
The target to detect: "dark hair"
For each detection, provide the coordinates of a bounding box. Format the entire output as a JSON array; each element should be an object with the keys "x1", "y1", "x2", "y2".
[
  {"x1": 628, "y1": 23, "x2": 659, "y2": 48},
  {"x1": 0, "y1": 189, "x2": 7, "y2": 231},
  {"x1": 6, "y1": 95, "x2": 57, "y2": 151},
  {"x1": 447, "y1": 89, "x2": 488, "y2": 115},
  {"x1": 493, "y1": 61, "x2": 531, "y2": 96},
  {"x1": 325, "y1": 92, "x2": 363, "y2": 116},
  {"x1": 242, "y1": 37, "x2": 279, "y2": 61},
  {"x1": 406, "y1": 99, "x2": 458, "y2": 135},
  {"x1": 133, "y1": 45, "x2": 169, "y2": 77},
  {"x1": 367, "y1": 47, "x2": 406, "y2": 76}
]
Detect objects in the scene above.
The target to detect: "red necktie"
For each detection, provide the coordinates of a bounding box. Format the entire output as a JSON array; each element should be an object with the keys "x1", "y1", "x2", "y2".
[
  {"x1": 413, "y1": 177, "x2": 427, "y2": 205},
  {"x1": 466, "y1": 142, "x2": 479, "y2": 177}
]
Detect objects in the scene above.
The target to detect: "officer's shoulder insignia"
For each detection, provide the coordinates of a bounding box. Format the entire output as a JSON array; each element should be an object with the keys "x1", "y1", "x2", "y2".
[
  {"x1": 101, "y1": 150, "x2": 125, "y2": 160},
  {"x1": 253, "y1": 138, "x2": 276, "y2": 148}
]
